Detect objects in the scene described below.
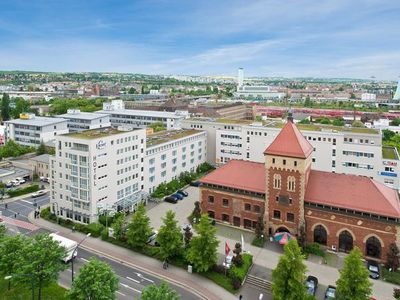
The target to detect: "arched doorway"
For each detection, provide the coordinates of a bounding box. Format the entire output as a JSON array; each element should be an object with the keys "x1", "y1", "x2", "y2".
[
  {"x1": 365, "y1": 236, "x2": 382, "y2": 258},
  {"x1": 313, "y1": 225, "x2": 327, "y2": 245},
  {"x1": 338, "y1": 230, "x2": 353, "y2": 253},
  {"x1": 275, "y1": 227, "x2": 290, "y2": 233}
]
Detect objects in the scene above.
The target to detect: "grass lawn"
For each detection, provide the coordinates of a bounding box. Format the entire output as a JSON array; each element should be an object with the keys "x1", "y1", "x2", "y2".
[
  {"x1": 0, "y1": 277, "x2": 68, "y2": 300},
  {"x1": 382, "y1": 268, "x2": 400, "y2": 285},
  {"x1": 325, "y1": 252, "x2": 339, "y2": 268},
  {"x1": 203, "y1": 271, "x2": 236, "y2": 294}
]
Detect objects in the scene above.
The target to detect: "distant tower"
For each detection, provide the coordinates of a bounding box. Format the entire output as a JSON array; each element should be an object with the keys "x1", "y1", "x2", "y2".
[
  {"x1": 394, "y1": 77, "x2": 400, "y2": 101},
  {"x1": 237, "y1": 68, "x2": 244, "y2": 91}
]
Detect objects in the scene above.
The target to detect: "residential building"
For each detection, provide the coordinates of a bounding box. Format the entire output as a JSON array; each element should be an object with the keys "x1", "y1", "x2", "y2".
[
  {"x1": 182, "y1": 118, "x2": 400, "y2": 190},
  {"x1": 30, "y1": 154, "x2": 51, "y2": 178},
  {"x1": 57, "y1": 109, "x2": 111, "y2": 133},
  {"x1": 199, "y1": 117, "x2": 400, "y2": 262},
  {"x1": 99, "y1": 100, "x2": 189, "y2": 130},
  {"x1": 5, "y1": 114, "x2": 68, "y2": 147}
]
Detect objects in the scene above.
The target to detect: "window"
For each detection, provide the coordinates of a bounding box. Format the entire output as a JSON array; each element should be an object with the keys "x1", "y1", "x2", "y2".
[
  {"x1": 273, "y1": 210, "x2": 281, "y2": 219},
  {"x1": 272, "y1": 158, "x2": 275, "y2": 164},
  {"x1": 283, "y1": 159, "x2": 286, "y2": 165},
  {"x1": 222, "y1": 214, "x2": 229, "y2": 222},
  {"x1": 208, "y1": 196, "x2": 214, "y2": 203},
  {"x1": 294, "y1": 161, "x2": 297, "y2": 167},
  {"x1": 222, "y1": 198, "x2": 229, "y2": 207},
  {"x1": 287, "y1": 213, "x2": 295, "y2": 222},
  {"x1": 287, "y1": 176, "x2": 295, "y2": 192},
  {"x1": 208, "y1": 211, "x2": 215, "y2": 219},
  {"x1": 244, "y1": 203, "x2": 251, "y2": 211},
  {"x1": 254, "y1": 205, "x2": 260, "y2": 213},
  {"x1": 273, "y1": 174, "x2": 281, "y2": 189}
]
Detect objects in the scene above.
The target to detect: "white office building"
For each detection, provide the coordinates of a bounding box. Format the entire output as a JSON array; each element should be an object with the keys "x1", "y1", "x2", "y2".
[
  {"x1": 50, "y1": 127, "x2": 206, "y2": 223},
  {"x1": 5, "y1": 114, "x2": 68, "y2": 147},
  {"x1": 57, "y1": 109, "x2": 111, "y2": 133},
  {"x1": 99, "y1": 100, "x2": 189, "y2": 130},
  {"x1": 182, "y1": 118, "x2": 400, "y2": 190}
]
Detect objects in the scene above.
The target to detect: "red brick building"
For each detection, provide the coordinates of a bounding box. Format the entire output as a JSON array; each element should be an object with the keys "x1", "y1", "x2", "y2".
[{"x1": 199, "y1": 117, "x2": 400, "y2": 261}]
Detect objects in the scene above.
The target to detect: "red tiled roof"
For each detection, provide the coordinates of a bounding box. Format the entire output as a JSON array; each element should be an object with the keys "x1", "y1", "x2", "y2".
[
  {"x1": 306, "y1": 170, "x2": 400, "y2": 218},
  {"x1": 264, "y1": 121, "x2": 314, "y2": 158},
  {"x1": 199, "y1": 160, "x2": 265, "y2": 194}
]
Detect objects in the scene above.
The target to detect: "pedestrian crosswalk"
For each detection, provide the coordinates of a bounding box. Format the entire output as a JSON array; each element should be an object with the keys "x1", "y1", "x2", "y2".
[{"x1": 1, "y1": 216, "x2": 39, "y2": 231}]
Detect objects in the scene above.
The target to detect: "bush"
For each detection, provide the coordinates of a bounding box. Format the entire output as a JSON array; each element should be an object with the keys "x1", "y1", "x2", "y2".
[
  {"x1": 101, "y1": 228, "x2": 109, "y2": 241},
  {"x1": 232, "y1": 277, "x2": 241, "y2": 290},
  {"x1": 85, "y1": 223, "x2": 104, "y2": 237},
  {"x1": 40, "y1": 207, "x2": 51, "y2": 219},
  {"x1": 229, "y1": 253, "x2": 253, "y2": 283},
  {"x1": 212, "y1": 264, "x2": 226, "y2": 274},
  {"x1": 7, "y1": 184, "x2": 39, "y2": 198},
  {"x1": 251, "y1": 236, "x2": 265, "y2": 248},
  {"x1": 304, "y1": 243, "x2": 325, "y2": 257},
  {"x1": 383, "y1": 268, "x2": 400, "y2": 285}
]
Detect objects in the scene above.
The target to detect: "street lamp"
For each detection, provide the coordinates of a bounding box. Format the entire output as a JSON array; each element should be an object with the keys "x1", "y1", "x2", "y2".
[
  {"x1": 5, "y1": 274, "x2": 35, "y2": 300},
  {"x1": 71, "y1": 233, "x2": 91, "y2": 283},
  {"x1": 52, "y1": 202, "x2": 59, "y2": 224}
]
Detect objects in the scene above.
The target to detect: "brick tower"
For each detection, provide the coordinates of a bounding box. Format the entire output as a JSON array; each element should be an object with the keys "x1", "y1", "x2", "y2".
[{"x1": 263, "y1": 114, "x2": 313, "y2": 236}]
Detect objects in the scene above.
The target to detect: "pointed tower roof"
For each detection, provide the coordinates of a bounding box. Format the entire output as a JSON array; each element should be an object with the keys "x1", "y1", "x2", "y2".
[
  {"x1": 264, "y1": 120, "x2": 314, "y2": 158},
  {"x1": 394, "y1": 77, "x2": 400, "y2": 101}
]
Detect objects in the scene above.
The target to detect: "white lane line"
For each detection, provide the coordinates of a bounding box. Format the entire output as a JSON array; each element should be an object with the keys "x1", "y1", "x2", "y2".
[
  {"x1": 135, "y1": 272, "x2": 154, "y2": 283},
  {"x1": 116, "y1": 291, "x2": 126, "y2": 297},
  {"x1": 126, "y1": 276, "x2": 140, "y2": 284},
  {"x1": 20, "y1": 199, "x2": 33, "y2": 204},
  {"x1": 80, "y1": 257, "x2": 89, "y2": 263},
  {"x1": 120, "y1": 283, "x2": 141, "y2": 294}
]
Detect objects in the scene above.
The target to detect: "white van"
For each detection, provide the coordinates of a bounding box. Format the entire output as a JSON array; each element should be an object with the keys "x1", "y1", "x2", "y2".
[{"x1": 49, "y1": 233, "x2": 78, "y2": 263}]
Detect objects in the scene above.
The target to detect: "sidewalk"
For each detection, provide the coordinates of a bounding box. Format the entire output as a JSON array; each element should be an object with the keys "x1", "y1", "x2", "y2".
[
  {"x1": 1, "y1": 188, "x2": 50, "y2": 204},
  {"x1": 28, "y1": 212, "x2": 237, "y2": 300}
]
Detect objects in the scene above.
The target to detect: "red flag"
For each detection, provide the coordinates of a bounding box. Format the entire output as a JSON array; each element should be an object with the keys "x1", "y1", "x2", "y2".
[{"x1": 225, "y1": 242, "x2": 230, "y2": 256}]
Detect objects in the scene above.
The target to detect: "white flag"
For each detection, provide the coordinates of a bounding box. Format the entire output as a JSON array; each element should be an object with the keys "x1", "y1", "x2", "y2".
[{"x1": 241, "y1": 234, "x2": 245, "y2": 252}]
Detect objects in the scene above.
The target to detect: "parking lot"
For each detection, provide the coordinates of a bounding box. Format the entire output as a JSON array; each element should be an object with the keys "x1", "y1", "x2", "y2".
[{"x1": 146, "y1": 186, "x2": 198, "y2": 231}]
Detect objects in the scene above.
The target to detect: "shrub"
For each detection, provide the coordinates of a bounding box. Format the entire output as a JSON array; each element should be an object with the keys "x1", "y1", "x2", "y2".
[
  {"x1": 304, "y1": 243, "x2": 325, "y2": 257},
  {"x1": 251, "y1": 236, "x2": 265, "y2": 248},
  {"x1": 232, "y1": 277, "x2": 241, "y2": 290},
  {"x1": 101, "y1": 228, "x2": 109, "y2": 241},
  {"x1": 7, "y1": 184, "x2": 39, "y2": 198},
  {"x1": 229, "y1": 253, "x2": 253, "y2": 282},
  {"x1": 85, "y1": 223, "x2": 104, "y2": 237},
  {"x1": 40, "y1": 207, "x2": 51, "y2": 219},
  {"x1": 212, "y1": 264, "x2": 226, "y2": 274}
]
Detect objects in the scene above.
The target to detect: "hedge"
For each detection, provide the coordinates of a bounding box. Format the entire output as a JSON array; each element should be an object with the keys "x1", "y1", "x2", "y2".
[
  {"x1": 303, "y1": 242, "x2": 325, "y2": 257},
  {"x1": 7, "y1": 184, "x2": 39, "y2": 198},
  {"x1": 229, "y1": 253, "x2": 253, "y2": 282}
]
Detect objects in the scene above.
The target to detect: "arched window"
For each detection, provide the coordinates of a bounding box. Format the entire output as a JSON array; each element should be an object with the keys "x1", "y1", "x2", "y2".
[
  {"x1": 365, "y1": 236, "x2": 382, "y2": 258},
  {"x1": 287, "y1": 176, "x2": 296, "y2": 192},
  {"x1": 313, "y1": 225, "x2": 327, "y2": 245},
  {"x1": 273, "y1": 174, "x2": 281, "y2": 189},
  {"x1": 338, "y1": 230, "x2": 353, "y2": 253}
]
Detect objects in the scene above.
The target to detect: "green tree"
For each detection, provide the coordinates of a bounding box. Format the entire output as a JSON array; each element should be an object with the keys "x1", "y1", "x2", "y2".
[
  {"x1": 183, "y1": 226, "x2": 193, "y2": 248},
  {"x1": 19, "y1": 234, "x2": 67, "y2": 300},
  {"x1": 332, "y1": 118, "x2": 345, "y2": 126},
  {"x1": 36, "y1": 141, "x2": 47, "y2": 155},
  {"x1": 304, "y1": 96, "x2": 312, "y2": 107},
  {"x1": 0, "y1": 234, "x2": 26, "y2": 290},
  {"x1": 386, "y1": 243, "x2": 400, "y2": 272},
  {"x1": 299, "y1": 118, "x2": 310, "y2": 124},
  {"x1": 111, "y1": 213, "x2": 125, "y2": 241},
  {"x1": 271, "y1": 239, "x2": 308, "y2": 300},
  {"x1": 149, "y1": 121, "x2": 166, "y2": 132},
  {"x1": 157, "y1": 210, "x2": 183, "y2": 260},
  {"x1": 68, "y1": 257, "x2": 119, "y2": 300},
  {"x1": 391, "y1": 118, "x2": 400, "y2": 126},
  {"x1": 383, "y1": 129, "x2": 396, "y2": 142},
  {"x1": 186, "y1": 214, "x2": 219, "y2": 272},
  {"x1": 350, "y1": 92, "x2": 356, "y2": 99},
  {"x1": 191, "y1": 201, "x2": 201, "y2": 223},
  {"x1": 128, "y1": 87, "x2": 137, "y2": 94},
  {"x1": 126, "y1": 203, "x2": 152, "y2": 249},
  {"x1": 11, "y1": 97, "x2": 31, "y2": 119},
  {"x1": 352, "y1": 120, "x2": 364, "y2": 128},
  {"x1": 139, "y1": 282, "x2": 180, "y2": 300},
  {"x1": 336, "y1": 247, "x2": 372, "y2": 300},
  {"x1": 1, "y1": 93, "x2": 10, "y2": 121},
  {"x1": 0, "y1": 224, "x2": 5, "y2": 239}
]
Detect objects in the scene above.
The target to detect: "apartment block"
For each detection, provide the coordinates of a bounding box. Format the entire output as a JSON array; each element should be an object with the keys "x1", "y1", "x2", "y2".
[{"x1": 57, "y1": 109, "x2": 111, "y2": 133}]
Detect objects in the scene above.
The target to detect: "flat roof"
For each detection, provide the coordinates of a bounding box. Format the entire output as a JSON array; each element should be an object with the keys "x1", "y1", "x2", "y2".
[
  {"x1": 146, "y1": 129, "x2": 201, "y2": 147},
  {"x1": 58, "y1": 111, "x2": 109, "y2": 120},
  {"x1": 30, "y1": 154, "x2": 51, "y2": 164},
  {"x1": 64, "y1": 127, "x2": 138, "y2": 140},
  {"x1": 382, "y1": 146, "x2": 399, "y2": 160},
  {"x1": 98, "y1": 109, "x2": 185, "y2": 119},
  {"x1": 5, "y1": 116, "x2": 67, "y2": 127}
]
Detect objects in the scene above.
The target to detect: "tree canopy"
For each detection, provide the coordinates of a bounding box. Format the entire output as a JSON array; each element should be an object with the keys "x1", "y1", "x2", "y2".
[
  {"x1": 139, "y1": 282, "x2": 180, "y2": 300},
  {"x1": 336, "y1": 247, "x2": 372, "y2": 300},
  {"x1": 126, "y1": 203, "x2": 152, "y2": 249},
  {"x1": 271, "y1": 239, "x2": 308, "y2": 300},
  {"x1": 1, "y1": 93, "x2": 10, "y2": 121},
  {"x1": 0, "y1": 140, "x2": 35, "y2": 159},
  {"x1": 157, "y1": 210, "x2": 183, "y2": 261},
  {"x1": 68, "y1": 257, "x2": 119, "y2": 300}
]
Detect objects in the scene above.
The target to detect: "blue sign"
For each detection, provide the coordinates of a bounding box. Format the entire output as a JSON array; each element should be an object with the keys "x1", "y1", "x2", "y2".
[{"x1": 380, "y1": 172, "x2": 397, "y2": 177}]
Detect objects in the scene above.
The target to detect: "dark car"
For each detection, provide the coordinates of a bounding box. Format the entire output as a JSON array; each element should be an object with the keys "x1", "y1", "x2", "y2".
[
  {"x1": 164, "y1": 196, "x2": 178, "y2": 204},
  {"x1": 172, "y1": 193, "x2": 184, "y2": 200},
  {"x1": 189, "y1": 181, "x2": 201, "y2": 187},
  {"x1": 177, "y1": 190, "x2": 188, "y2": 197},
  {"x1": 367, "y1": 260, "x2": 380, "y2": 279},
  {"x1": 324, "y1": 285, "x2": 336, "y2": 300},
  {"x1": 305, "y1": 275, "x2": 318, "y2": 296}
]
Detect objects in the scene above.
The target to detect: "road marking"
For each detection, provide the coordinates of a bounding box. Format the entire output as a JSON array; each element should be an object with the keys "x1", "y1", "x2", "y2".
[
  {"x1": 116, "y1": 291, "x2": 126, "y2": 296},
  {"x1": 126, "y1": 276, "x2": 140, "y2": 284},
  {"x1": 20, "y1": 199, "x2": 33, "y2": 204},
  {"x1": 135, "y1": 273, "x2": 154, "y2": 283},
  {"x1": 120, "y1": 283, "x2": 141, "y2": 294},
  {"x1": 80, "y1": 257, "x2": 89, "y2": 263}
]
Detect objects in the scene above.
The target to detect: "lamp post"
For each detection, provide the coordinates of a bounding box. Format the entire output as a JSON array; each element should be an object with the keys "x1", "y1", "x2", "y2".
[
  {"x1": 52, "y1": 202, "x2": 59, "y2": 224},
  {"x1": 5, "y1": 274, "x2": 35, "y2": 300},
  {"x1": 71, "y1": 233, "x2": 91, "y2": 283}
]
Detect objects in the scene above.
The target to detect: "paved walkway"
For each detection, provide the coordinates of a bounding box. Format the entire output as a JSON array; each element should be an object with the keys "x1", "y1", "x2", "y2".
[{"x1": 28, "y1": 211, "x2": 237, "y2": 300}]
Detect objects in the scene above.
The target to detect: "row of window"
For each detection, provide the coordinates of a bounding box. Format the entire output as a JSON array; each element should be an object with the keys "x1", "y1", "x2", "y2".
[
  {"x1": 273, "y1": 174, "x2": 296, "y2": 192},
  {"x1": 272, "y1": 157, "x2": 298, "y2": 167},
  {"x1": 342, "y1": 150, "x2": 374, "y2": 158},
  {"x1": 273, "y1": 210, "x2": 295, "y2": 222},
  {"x1": 207, "y1": 196, "x2": 262, "y2": 213}
]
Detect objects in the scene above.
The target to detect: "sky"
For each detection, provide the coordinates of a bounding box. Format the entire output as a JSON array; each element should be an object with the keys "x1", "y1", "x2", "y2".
[{"x1": 0, "y1": 0, "x2": 400, "y2": 79}]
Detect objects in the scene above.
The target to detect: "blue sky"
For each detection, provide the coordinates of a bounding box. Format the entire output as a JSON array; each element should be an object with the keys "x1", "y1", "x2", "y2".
[{"x1": 0, "y1": 0, "x2": 399, "y2": 79}]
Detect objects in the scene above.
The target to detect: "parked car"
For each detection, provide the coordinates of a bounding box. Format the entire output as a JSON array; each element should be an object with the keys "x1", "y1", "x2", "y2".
[
  {"x1": 222, "y1": 254, "x2": 233, "y2": 269},
  {"x1": 177, "y1": 190, "x2": 188, "y2": 197},
  {"x1": 164, "y1": 196, "x2": 178, "y2": 204},
  {"x1": 5, "y1": 182, "x2": 13, "y2": 188},
  {"x1": 189, "y1": 181, "x2": 201, "y2": 187},
  {"x1": 172, "y1": 193, "x2": 184, "y2": 200},
  {"x1": 324, "y1": 285, "x2": 336, "y2": 300},
  {"x1": 16, "y1": 177, "x2": 26, "y2": 184},
  {"x1": 11, "y1": 180, "x2": 20, "y2": 187},
  {"x1": 31, "y1": 190, "x2": 47, "y2": 198},
  {"x1": 305, "y1": 275, "x2": 318, "y2": 296},
  {"x1": 147, "y1": 231, "x2": 158, "y2": 244},
  {"x1": 367, "y1": 261, "x2": 380, "y2": 279},
  {"x1": 182, "y1": 223, "x2": 192, "y2": 231}
]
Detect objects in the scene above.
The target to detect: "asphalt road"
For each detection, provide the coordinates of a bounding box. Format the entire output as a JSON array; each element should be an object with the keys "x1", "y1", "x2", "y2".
[
  {"x1": 61, "y1": 248, "x2": 201, "y2": 300},
  {"x1": 0, "y1": 195, "x2": 202, "y2": 300}
]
